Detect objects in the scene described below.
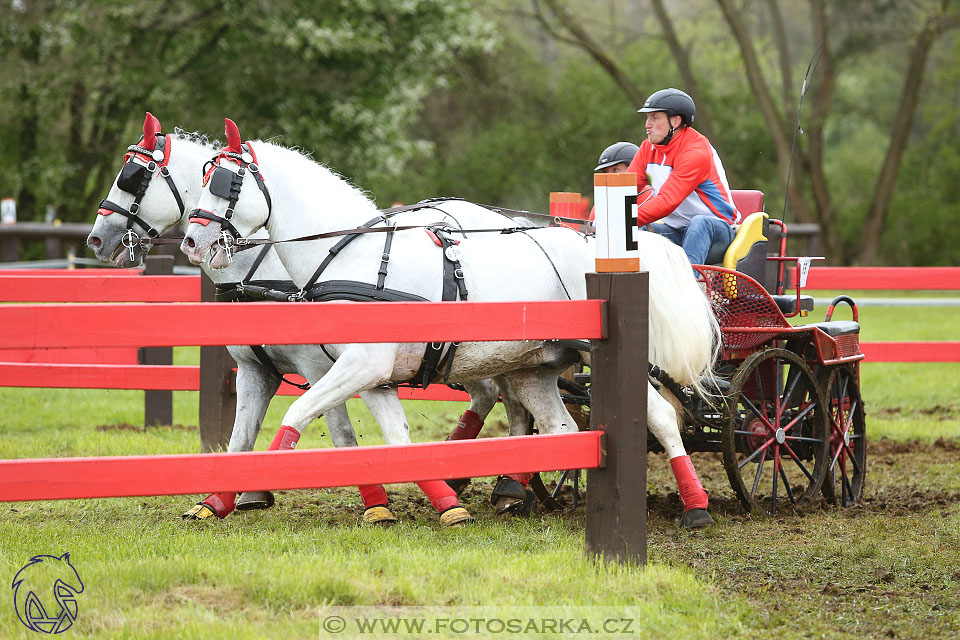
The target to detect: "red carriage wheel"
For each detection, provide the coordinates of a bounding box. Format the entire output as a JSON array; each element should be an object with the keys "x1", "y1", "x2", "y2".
[
  {"x1": 722, "y1": 348, "x2": 830, "y2": 515},
  {"x1": 820, "y1": 365, "x2": 866, "y2": 506}
]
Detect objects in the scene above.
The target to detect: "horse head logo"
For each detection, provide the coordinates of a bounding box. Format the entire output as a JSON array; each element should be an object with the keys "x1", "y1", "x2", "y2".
[{"x1": 11, "y1": 553, "x2": 84, "y2": 634}]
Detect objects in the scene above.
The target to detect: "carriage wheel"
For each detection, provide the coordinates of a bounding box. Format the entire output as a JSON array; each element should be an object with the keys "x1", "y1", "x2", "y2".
[
  {"x1": 820, "y1": 365, "x2": 866, "y2": 506},
  {"x1": 722, "y1": 348, "x2": 830, "y2": 516}
]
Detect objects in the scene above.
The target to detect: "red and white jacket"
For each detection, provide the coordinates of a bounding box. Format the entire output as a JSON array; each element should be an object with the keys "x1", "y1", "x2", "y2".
[{"x1": 626, "y1": 126, "x2": 739, "y2": 228}]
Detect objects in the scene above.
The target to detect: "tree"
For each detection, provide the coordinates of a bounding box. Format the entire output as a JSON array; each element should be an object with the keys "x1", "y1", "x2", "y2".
[{"x1": 0, "y1": 0, "x2": 496, "y2": 222}]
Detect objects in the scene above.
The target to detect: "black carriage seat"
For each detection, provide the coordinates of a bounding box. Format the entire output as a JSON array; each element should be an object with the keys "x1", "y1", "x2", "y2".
[
  {"x1": 810, "y1": 320, "x2": 860, "y2": 338},
  {"x1": 771, "y1": 294, "x2": 815, "y2": 316}
]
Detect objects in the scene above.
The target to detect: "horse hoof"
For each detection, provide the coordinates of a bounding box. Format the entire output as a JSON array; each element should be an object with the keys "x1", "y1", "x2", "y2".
[
  {"x1": 181, "y1": 503, "x2": 219, "y2": 520},
  {"x1": 363, "y1": 505, "x2": 398, "y2": 525},
  {"x1": 680, "y1": 508, "x2": 715, "y2": 529},
  {"x1": 236, "y1": 491, "x2": 275, "y2": 511},
  {"x1": 439, "y1": 506, "x2": 474, "y2": 527},
  {"x1": 446, "y1": 478, "x2": 471, "y2": 495},
  {"x1": 494, "y1": 490, "x2": 535, "y2": 516}
]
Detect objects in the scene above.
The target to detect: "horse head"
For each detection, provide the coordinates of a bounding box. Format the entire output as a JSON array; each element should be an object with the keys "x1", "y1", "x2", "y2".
[
  {"x1": 182, "y1": 117, "x2": 273, "y2": 269},
  {"x1": 88, "y1": 112, "x2": 208, "y2": 267}
]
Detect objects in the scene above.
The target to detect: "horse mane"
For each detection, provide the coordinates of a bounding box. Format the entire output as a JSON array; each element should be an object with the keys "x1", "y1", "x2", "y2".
[
  {"x1": 173, "y1": 127, "x2": 222, "y2": 151},
  {"x1": 250, "y1": 139, "x2": 380, "y2": 213}
]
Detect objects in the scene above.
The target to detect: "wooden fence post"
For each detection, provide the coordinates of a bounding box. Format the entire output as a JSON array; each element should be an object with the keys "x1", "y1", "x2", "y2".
[
  {"x1": 140, "y1": 255, "x2": 174, "y2": 426},
  {"x1": 585, "y1": 271, "x2": 648, "y2": 565},
  {"x1": 198, "y1": 272, "x2": 236, "y2": 452}
]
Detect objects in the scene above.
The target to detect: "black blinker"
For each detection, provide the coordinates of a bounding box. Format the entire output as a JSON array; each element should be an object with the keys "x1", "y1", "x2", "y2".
[
  {"x1": 209, "y1": 167, "x2": 236, "y2": 200},
  {"x1": 117, "y1": 162, "x2": 147, "y2": 195}
]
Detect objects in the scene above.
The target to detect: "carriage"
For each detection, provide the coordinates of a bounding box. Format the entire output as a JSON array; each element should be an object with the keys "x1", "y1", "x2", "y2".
[
  {"x1": 551, "y1": 191, "x2": 866, "y2": 517},
  {"x1": 94, "y1": 114, "x2": 864, "y2": 524}
]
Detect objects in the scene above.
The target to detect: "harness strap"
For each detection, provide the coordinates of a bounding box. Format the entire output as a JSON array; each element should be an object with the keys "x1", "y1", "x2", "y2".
[
  {"x1": 302, "y1": 215, "x2": 387, "y2": 291},
  {"x1": 376, "y1": 224, "x2": 395, "y2": 291},
  {"x1": 407, "y1": 226, "x2": 469, "y2": 388},
  {"x1": 249, "y1": 344, "x2": 312, "y2": 390},
  {"x1": 243, "y1": 244, "x2": 273, "y2": 283}
]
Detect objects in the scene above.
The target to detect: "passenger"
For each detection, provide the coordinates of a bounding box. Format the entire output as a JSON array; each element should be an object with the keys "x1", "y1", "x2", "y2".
[
  {"x1": 627, "y1": 88, "x2": 740, "y2": 265},
  {"x1": 586, "y1": 142, "x2": 639, "y2": 232}
]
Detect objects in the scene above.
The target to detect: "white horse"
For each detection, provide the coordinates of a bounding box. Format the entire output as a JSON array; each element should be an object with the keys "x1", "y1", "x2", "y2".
[
  {"x1": 87, "y1": 113, "x2": 525, "y2": 526},
  {"x1": 181, "y1": 118, "x2": 723, "y2": 528}
]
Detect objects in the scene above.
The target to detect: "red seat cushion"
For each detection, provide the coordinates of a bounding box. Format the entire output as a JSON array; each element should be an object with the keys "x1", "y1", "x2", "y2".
[{"x1": 731, "y1": 190, "x2": 764, "y2": 216}]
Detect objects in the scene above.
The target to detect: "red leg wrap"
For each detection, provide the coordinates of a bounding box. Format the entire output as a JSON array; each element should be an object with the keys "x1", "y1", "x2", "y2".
[
  {"x1": 416, "y1": 480, "x2": 459, "y2": 512},
  {"x1": 202, "y1": 492, "x2": 236, "y2": 518},
  {"x1": 670, "y1": 455, "x2": 709, "y2": 511},
  {"x1": 269, "y1": 425, "x2": 301, "y2": 451},
  {"x1": 359, "y1": 485, "x2": 388, "y2": 508},
  {"x1": 445, "y1": 409, "x2": 483, "y2": 441},
  {"x1": 505, "y1": 472, "x2": 533, "y2": 487}
]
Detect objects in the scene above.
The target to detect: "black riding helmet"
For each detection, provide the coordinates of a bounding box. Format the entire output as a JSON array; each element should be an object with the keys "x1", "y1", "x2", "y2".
[
  {"x1": 637, "y1": 88, "x2": 696, "y2": 126},
  {"x1": 594, "y1": 141, "x2": 640, "y2": 171}
]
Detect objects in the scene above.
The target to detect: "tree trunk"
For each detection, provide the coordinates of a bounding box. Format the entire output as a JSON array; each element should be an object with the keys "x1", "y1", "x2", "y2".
[
  {"x1": 858, "y1": 5, "x2": 958, "y2": 264},
  {"x1": 715, "y1": 0, "x2": 816, "y2": 225},
  {"x1": 805, "y1": 0, "x2": 838, "y2": 259},
  {"x1": 649, "y1": 0, "x2": 718, "y2": 146},
  {"x1": 539, "y1": 0, "x2": 647, "y2": 108}
]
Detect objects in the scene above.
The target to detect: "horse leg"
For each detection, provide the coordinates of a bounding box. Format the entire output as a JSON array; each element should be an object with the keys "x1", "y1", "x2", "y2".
[
  {"x1": 489, "y1": 369, "x2": 576, "y2": 514},
  {"x1": 360, "y1": 386, "x2": 472, "y2": 526},
  {"x1": 647, "y1": 382, "x2": 714, "y2": 528},
  {"x1": 183, "y1": 355, "x2": 280, "y2": 520},
  {"x1": 306, "y1": 399, "x2": 394, "y2": 525},
  {"x1": 442, "y1": 379, "x2": 500, "y2": 494},
  {"x1": 266, "y1": 345, "x2": 472, "y2": 526}
]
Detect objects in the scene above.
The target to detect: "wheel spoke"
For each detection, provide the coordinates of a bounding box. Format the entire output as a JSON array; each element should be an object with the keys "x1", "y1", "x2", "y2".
[
  {"x1": 740, "y1": 393, "x2": 774, "y2": 432},
  {"x1": 842, "y1": 440, "x2": 864, "y2": 474},
  {"x1": 778, "y1": 459, "x2": 797, "y2": 504},
  {"x1": 784, "y1": 434, "x2": 825, "y2": 443},
  {"x1": 752, "y1": 366, "x2": 770, "y2": 424},
  {"x1": 780, "y1": 440, "x2": 817, "y2": 482},
  {"x1": 738, "y1": 437, "x2": 775, "y2": 469},
  {"x1": 771, "y1": 451, "x2": 780, "y2": 514},
  {"x1": 780, "y1": 365, "x2": 803, "y2": 413},
  {"x1": 841, "y1": 468, "x2": 856, "y2": 507},
  {"x1": 780, "y1": 399, "x2": 817, "y2": 433},
  {"x1": 751, "y1": 454, "x2": 765, "y2": 496}
]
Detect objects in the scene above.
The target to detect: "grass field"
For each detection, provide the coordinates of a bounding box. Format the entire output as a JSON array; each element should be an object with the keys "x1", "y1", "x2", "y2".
[{"x1": 0, "y1": 299, "x2": 957, "y2": 638}]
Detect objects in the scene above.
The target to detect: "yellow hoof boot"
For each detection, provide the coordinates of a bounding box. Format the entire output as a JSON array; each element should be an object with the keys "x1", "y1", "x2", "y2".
[
  {"x1": 439, "y1": 506, "x2": 474, "y2": 527},
  {"x1": 363, "y1": 506, "x2": 398, "y2": 525},
  {"x1": 181, "y1": 503, "x2": 218, "y2": 520}
]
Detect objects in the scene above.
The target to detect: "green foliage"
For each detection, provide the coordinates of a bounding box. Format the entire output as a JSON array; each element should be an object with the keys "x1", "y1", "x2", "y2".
[{"x1": 0, "y1": 0, "x2": 496, "y2": 221}]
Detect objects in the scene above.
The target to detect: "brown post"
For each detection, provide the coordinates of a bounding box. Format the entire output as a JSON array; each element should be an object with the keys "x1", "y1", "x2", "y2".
[
  {"x1": 140, "y1": 255, "x2": 174, "y2": 426},
  {"x1": 585, "y1": 271, "x2": 648, "y2": 565},
  {"x1": 198, "y1": 271, "x2": 236, "y2": 452}
]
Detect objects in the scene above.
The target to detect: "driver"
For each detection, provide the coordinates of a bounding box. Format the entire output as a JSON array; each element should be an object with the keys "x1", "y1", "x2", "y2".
[{"x1": 627, "y1": 88, "x2": 740, "y2": 264}]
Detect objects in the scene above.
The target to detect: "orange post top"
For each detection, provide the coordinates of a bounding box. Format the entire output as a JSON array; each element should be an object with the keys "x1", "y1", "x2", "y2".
[
  {"x1": 549, "y1": 192, "x2": 582, "y2": 203},
  {"x1": 594, "y1": 173, "x2": 637, "y2": 187}
]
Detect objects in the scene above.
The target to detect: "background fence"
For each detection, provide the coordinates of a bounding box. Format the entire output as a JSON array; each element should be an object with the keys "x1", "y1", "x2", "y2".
[{"x1": 2, "y1": 262, "x2": 957, "y2": 437}]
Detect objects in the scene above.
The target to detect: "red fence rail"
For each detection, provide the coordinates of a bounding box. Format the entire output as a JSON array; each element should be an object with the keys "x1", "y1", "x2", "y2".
[
  {"x1": 803, "y1": 266, "x2": 960, "y2": 290},
  {"x1": 0, "y1": 432, "x2": 602, "y2": 502}
]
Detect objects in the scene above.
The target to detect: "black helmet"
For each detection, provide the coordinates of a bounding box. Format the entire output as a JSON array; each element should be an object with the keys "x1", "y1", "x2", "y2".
[
  {"x1": 594, "y1": 141, "x2": 639, "y2": 171},
  {"x1": 637, "y1": 88, "x2": 696, "y2": 126}
]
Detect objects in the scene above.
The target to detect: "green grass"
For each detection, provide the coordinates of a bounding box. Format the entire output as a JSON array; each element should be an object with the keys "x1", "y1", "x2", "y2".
[{"x1": 0, "y1": 295, "x2": 957, "y2": 638}]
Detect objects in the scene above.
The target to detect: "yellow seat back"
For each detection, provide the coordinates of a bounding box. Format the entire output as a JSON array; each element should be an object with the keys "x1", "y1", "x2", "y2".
[{"x1": 718, "y1": 212, "x2": 769, "y2": 299}]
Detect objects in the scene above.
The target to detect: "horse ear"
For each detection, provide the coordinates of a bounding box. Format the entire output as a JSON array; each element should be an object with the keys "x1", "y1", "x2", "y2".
[
  {"x1": 224, "y1": 118, "x2": 242, "y2": 153},
  {"x1": 142, "y1": 112, "x2": 161, "y2": 150}
]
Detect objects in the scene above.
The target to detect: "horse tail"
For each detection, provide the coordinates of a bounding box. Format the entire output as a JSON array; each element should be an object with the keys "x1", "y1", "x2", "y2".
[{"x1": 636, "y1": 232, "x2": 721, "y2": 400}]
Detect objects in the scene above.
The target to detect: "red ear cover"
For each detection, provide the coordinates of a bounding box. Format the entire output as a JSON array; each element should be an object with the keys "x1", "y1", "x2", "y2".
[
  {"x1": 143, "y1": 112, "x2": 161, "y2": 150},
  {"x1": 225, "y1": 118, "x2": 242, "y2": 154}
]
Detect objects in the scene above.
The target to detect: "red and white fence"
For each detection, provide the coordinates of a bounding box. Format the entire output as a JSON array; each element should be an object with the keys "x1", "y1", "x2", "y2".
[{"x1": 0, "y1": 270, "x2": 651, "y2": 564}]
